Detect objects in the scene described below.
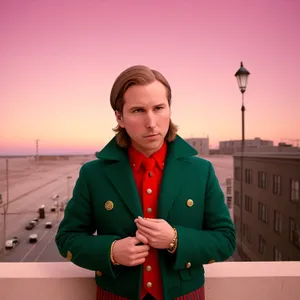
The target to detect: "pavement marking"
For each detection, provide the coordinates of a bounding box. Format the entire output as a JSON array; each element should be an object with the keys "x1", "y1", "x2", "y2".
[
  {"x1": 34, "y1": 223, "x2": 59, "y2": 262},
  {"x1": 20, "y1": 229, "x2": 51, "y2": 262}
]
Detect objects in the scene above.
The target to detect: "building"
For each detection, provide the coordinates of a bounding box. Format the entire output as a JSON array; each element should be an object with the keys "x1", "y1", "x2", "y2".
[
  {"x1": 233, "y1": 152, "x2": 300, "y2": 261},
  {"x1": 185, "y1": 137, "x2": 209, "y2": 156},
  {"x1": 219, "y1": 137, "x2": 274, "y2": 155}
]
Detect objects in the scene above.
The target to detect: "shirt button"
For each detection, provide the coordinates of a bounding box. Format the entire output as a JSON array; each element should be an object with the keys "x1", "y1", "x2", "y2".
[
  {"x1": 146, "y1": 188, "x2": 152, "y2": 195},
  {"x1": 146, "y1": 265, "x2": 152, "y2": 272},
  {"x1": 146, "y1": 282, "x2": 152, "y2": 288},
  {"x1": 147, "y1": 208, "x2": 152, "y2": 213},
  {"x1": 186, "y1": 262, "x2": 192, "y2": 269}
]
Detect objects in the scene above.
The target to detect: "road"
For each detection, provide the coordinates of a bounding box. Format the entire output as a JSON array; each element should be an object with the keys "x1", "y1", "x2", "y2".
[
  {"x1": 1, "y1": 164, "x2": 81, "y2": 262},
  {"x1": 1, "y1": 155, "x2": 235, "y2": 262}
]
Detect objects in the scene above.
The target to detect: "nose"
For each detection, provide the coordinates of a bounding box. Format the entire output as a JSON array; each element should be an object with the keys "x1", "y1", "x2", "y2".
[{"x1": 145, "y1": 111, "x2": 156, "y2": 129}]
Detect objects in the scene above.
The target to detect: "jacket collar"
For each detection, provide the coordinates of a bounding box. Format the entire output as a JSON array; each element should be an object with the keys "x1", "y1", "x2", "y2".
[{"x1": 96, "y1": 134, "x2": 198, "y2": 162}]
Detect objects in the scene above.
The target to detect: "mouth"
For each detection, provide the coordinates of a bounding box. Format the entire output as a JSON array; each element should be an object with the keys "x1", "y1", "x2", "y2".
[{"x1": 145, "y1": 133, "x2": 159, "y2": 138}]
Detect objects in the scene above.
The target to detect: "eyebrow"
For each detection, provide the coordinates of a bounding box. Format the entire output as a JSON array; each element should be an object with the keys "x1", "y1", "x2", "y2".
[{"x1": 128, "y1": 103, "x2": 166, "y2": 111}]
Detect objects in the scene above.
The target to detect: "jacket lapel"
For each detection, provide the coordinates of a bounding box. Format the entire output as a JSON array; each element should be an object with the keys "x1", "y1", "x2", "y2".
[
  {"x1": 97, "y1": 137, "x2": 143, "y2": 218},
  {"x1": 158, "y1": 157, "x2": 192, "y2": 220},
  {"x1": 158, "y1": 135, "x2": 198, "y2": 219},
  {"x1": 105, "y1": 160, "x2": 143, "y2": 218}
]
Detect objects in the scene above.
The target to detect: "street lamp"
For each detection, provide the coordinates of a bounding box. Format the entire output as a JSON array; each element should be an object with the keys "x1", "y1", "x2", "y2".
[
  {"x1": 235, "y1": 62, "x2": 250, "y2": 260},
  {"x1": 67, "y1": 176, "x2": 72, "y2": 200}
]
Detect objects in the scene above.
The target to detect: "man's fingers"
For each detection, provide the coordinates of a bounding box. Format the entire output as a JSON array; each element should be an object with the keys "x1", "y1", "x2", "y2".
[
  {"x1": 136, "y1": 230, "x2": 149, "y2": 244},
  {"x1": 136, "y1": 224, "x2": 154, "y2": 237},
  {"x1": 135, "y1": 216, "x2": 158, "y2": 229},
  {"x1": 144, "y1": 218, "x2": 164, "y2": 223}
]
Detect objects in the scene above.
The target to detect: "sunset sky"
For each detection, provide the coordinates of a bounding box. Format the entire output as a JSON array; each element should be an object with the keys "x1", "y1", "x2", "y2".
[{"x1": 0, "y1": 0, "x2": 299, "y2": 155}]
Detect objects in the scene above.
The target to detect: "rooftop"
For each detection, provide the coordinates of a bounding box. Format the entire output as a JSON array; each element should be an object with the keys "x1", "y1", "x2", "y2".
[
  {"x1": 233, "y1": 152, "x2": 300, "y2": 159},
  {"x1": 0, "y1": 261, "x2": 299, "y2": 300}
]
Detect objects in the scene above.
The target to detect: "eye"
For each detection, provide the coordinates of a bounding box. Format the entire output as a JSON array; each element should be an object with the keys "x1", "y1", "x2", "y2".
[
  {"x1": 133, "y1": 108, "x2": 143, "y2": 113},
  {"x1": 155, "y1": 106, "x2": 164, "y2": 110}
]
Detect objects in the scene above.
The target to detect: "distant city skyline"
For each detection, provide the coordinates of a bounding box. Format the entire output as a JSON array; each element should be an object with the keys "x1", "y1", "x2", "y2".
[{"x1": 1, "y1": 0, "x2": 299, "y2": 155}]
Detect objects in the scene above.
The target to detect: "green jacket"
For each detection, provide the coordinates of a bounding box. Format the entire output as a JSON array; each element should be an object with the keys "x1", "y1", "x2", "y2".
[{"x1": 55, "y1": 135, "x2": 236, "y2": 300}]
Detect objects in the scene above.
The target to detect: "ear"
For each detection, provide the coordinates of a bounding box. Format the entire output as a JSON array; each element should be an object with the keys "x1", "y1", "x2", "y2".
[{"x1": 115, "y1": 110, "x2": 125, "y2": 128}]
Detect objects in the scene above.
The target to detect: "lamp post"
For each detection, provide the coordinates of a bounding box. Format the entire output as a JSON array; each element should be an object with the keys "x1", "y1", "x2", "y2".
[
  {"x1": 67, "y1": 176, "x2": 72, "y2": 200},
  {"x1": 235, "y1": 62, "x2": 250, "y2": 260}
]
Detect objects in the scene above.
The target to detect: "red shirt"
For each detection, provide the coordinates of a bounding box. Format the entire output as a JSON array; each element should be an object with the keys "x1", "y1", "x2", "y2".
[
  {"x1": 96, "y1": 142, "x2": 205, "y2": 300},
  {"x1": 128, "y1": 141, "x2": 167, "y2": 300}
]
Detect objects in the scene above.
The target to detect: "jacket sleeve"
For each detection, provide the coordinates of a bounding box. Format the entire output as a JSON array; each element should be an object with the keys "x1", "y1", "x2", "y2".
[
  {"x1": 172, "y1": 161, "x2": 236, "y2": 270},
  {"x1": 55, "y1": 164, "x2": 121, "y2": 278}
]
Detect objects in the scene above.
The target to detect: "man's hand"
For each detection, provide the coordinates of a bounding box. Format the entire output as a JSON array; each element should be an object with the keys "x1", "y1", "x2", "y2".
[
  {"x1": 134, "y1": 216, "x2": 174, "y2": 249},
  {"x1": 113, "y1": 237, "x2": 150, "y2": 266}
]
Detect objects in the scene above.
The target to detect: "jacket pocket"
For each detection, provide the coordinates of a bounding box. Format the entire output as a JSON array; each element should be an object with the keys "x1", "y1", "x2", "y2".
[{"x1": 179, "y1": 269, "x2": 192, "y2": 281}]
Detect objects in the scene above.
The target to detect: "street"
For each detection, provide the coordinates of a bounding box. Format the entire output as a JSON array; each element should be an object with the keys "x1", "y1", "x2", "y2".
[{"x1": 1, "y1": 163, "x2": 81, "y2": 262}]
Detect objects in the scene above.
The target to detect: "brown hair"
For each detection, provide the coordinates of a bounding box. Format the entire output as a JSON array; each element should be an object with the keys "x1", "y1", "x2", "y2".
[{"x1": 110, "y1": 65, "x2": 178, "y2": 148}]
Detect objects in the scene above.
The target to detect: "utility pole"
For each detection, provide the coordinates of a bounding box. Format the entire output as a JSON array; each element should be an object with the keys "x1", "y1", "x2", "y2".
[
  {"x1": 67, "y1": 176, "x2": 72, "y2": 200},
  {"x1": 36, "y1": 139, "x2": 40, "y2": 168},
  {"x1": 1, "y1": 159, "x2": 9, "y2": 261}
]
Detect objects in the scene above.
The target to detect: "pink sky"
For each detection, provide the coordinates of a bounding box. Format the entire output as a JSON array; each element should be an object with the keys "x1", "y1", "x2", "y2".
[{"x1": 0, "y1": 0, "x2": 299, "y2": 155}]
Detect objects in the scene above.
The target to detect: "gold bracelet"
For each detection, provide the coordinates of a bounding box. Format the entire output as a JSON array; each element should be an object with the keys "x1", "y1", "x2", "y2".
[
  {"x1": 110, "y1": 240, "x2": 120, "y2": 265},
  {"x1": 167, "y1": 228, "x2": 178, "y2": 253}
]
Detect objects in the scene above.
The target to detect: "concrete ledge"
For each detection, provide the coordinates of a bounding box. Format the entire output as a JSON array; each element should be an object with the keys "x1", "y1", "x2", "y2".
[{"x1": 0, "y1": 262, "x2": 300, "y2": 300}]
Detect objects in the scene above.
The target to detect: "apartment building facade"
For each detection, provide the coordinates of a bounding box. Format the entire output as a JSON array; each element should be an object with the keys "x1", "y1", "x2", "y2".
[
  {"x1": 233, "y1": 153, "x2": 300, "y2": 261},
  {"x1": 220, "y1": 138, "x2": 274, "y2": 155},
  {"x1": 185, "y1": 137, "x2": 209, "y2": 156}
]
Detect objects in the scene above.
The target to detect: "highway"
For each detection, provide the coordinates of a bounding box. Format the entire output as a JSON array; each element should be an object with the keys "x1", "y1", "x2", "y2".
[{"x1": 1, "y1": 164, "x2": 81, "y2": 262}]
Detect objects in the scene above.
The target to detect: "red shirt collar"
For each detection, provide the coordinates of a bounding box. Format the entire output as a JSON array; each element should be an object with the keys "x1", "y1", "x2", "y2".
[{"x1": 128, "y1": 141, "x2": 167, "y2": 172}]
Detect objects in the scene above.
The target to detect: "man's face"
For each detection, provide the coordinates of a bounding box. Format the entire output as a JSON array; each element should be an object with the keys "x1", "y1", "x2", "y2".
[{"x1": 115, "y1": 80, "x2": 170, "y2": 157}]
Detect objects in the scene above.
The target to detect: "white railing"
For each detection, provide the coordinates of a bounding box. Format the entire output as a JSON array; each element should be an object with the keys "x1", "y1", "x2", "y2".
[{"x1": 0, "y1": 262, "x2": 299, "y2": 300}]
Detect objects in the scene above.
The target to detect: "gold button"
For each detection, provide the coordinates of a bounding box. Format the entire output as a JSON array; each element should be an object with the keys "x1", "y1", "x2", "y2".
[
  {"x1": 208, "y1": 259, "x2": 216, "y2": 264},
  {"x1": 186, "y1": 262, "x2": 191, "y2": 269},
  {"x1": 147, "y1": 208, "x2": 152, "y2": 213},
  {"x1": 105, "y1": 200, "x2": 114, "y2": 211},
  {"x1": 96, "y1": 271, "x2": 103, "y2": 276},
  {"x1": 146, "y1": 188, "x2": 152, "y2": 195},
  {"x1": 186, "y1": 199, "x2": 194, "y2": 207},
  {"x1": 146, "y1": 265, "x2": 152, "y2": 272},
  {"x1": 146, "y1": 282, "x2": 152, "y2": 288},
  {"x1": 66, "y1": 250, "x2": 72, "y2": 261}
]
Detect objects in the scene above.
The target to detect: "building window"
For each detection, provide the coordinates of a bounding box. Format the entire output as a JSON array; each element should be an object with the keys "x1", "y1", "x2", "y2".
[
  {"x1": 258, "y1": 234, "x2": 266, "y2": 255},
  {"x1": 273, "y1": 210, "x2": 282, "y2": 234},
  {"x1": 234, "y1": 191, "x2": 240, "y2": 207},
  {"x1": 258, "y1": 202, "x2": 268, "y2": 224},
  {"x1": 289, "y1": 218, "x2": 300, "y2": 248},
  {"x1": 234, "y1": 215, "x2": 240, "y2": 233},
  {"x1": 226, "y1": 196, "x2": 232, "y2": 208},
  {"x1": 258, "y1": 171, "x2": 267, "y2": 189},
  {"x1": 226, "y1": 185, "x2": 232, "y2": 195},
  {"x1": 273, "y1": 175, "x2": 282, "y2": 195},
  {"x1": 245, "y1": 169, "x2": 253, "y2": 184},
  {"x1": 234, "y1": 167, "x2": 241, "y2": 181},
  {"x1": 291, "y1": 180, "x2": 300, "y2": 202},
  {"x1": 273, "y1": 247, "x2": 282, "y2": 261},
  {"x1": 192, "y1": 141, "x2": 196, "y2": 147},
  {"x1": 245, "y1": 195, "x2": 252, "y2": 213},
  {"x1": 242, "y1": 223, "x2": 252, "y2": 244}
]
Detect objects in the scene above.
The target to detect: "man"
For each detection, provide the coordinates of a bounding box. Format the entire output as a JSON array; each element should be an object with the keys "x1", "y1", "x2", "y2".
[{"x1": 55, "y1": 65, "x2": 236, "y2": 300}]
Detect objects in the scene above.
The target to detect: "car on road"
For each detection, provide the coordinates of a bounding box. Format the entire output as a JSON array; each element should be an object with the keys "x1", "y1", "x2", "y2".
[
  {"x1": 51, "y1": 205, "x2": 57, "y2": 212},
  {"x1": 45, "y1": 222, "x2": 52, "y2": 229},
  {"x1": 52, "y1": 194, "x2": 59, "y2": 200},
  {"x1": 25, "y1": 220, "x2": 38, "y2": 230},
  {"x1": 32, "y1": 217, "x2": 39, "y2": 223},
  {"x1": 5, "y1": 237, "x2": 19, "y2": 250},
  {"x1": 29, "y1": 234, "x2": 38, "y2": 243}
]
